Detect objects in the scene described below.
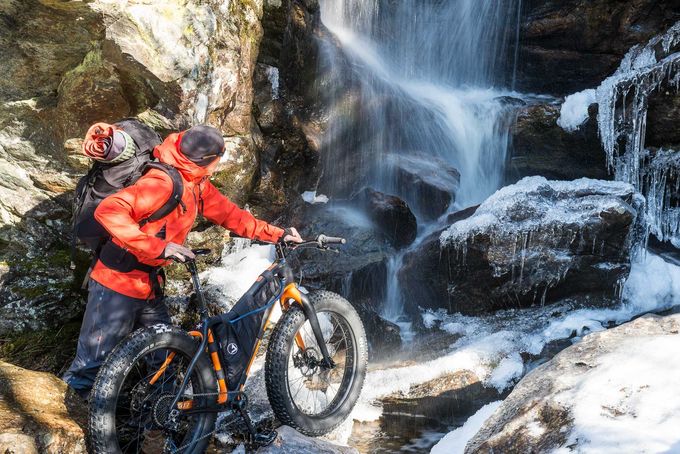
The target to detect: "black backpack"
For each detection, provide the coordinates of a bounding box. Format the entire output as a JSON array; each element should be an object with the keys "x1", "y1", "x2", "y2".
[{"x1": 72, "y1": 118, "x2": 184, "y2": 261}]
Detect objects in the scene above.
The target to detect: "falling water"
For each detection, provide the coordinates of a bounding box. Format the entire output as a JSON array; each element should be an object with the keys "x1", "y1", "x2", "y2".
[{"x1": 317, "y1": 0, "x2": 523, "y2": 318}]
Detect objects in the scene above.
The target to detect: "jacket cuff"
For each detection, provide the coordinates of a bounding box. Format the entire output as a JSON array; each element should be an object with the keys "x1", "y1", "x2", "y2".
[{"x1": 145, "y1": 237, "x2": 168, "y2": 260}]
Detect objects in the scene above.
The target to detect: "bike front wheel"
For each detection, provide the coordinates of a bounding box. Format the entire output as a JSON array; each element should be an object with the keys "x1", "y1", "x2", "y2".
[
  {"x1": 265, "y1": 290, "x2": 368, "y2": 436},
  {"x1": 88, "y1": 325, "x2": 217, "y2": 454}
]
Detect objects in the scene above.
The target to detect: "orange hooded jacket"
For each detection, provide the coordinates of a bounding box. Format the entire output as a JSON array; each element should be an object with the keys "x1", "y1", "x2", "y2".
[{"x1": 90, "y1": 132, "x2": 284, "y2": 300}]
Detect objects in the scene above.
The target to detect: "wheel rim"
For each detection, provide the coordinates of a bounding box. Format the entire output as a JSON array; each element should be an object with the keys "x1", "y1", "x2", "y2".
[
  {"x1": 113, "y1": 348, "x2": 202, "y2": 453},
  {"x1": 286, "y1": 310, "x2": 357, "y2": 417}
]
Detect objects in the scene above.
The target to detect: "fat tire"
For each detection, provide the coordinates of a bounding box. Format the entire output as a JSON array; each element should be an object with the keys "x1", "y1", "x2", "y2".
[
  {"x1": 265, "y1": 291, "x2": 368, "y2": 436},
  {"x1": 87, "y1": 325, "x2": 218, "y2": 454}
]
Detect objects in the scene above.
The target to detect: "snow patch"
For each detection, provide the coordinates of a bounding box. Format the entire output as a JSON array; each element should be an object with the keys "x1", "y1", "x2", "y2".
[
  {"x1": 431, "y1": 401, "x2": 502, "y2": 454},
  {"x1": 301, "y1": 191, "x2": 329, "y2": 204},
  {"x1": 557, "y1": 334, "x2": 680, "y2": 453},
  {"x1": 202, "y1": 238, "x2": 276, "y2": 311},
  {"x1": 557, "y1": 89, "x2": 596, "y2": 132}
]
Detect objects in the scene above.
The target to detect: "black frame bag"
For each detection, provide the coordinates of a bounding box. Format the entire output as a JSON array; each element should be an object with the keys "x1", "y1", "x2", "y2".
[{"x1": 213, "y1": 266, "x2": 282, "y2": 391}]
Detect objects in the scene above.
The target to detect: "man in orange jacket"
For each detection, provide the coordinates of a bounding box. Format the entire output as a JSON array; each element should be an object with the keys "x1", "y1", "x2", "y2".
[{"x1": 63, "y1": 125, "x2": 302, "y2": 397}]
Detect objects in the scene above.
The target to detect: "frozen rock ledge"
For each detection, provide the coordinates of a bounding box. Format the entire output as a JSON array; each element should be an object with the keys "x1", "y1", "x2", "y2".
[
  {"x1": 465, "y1": 313, "x2": 680, "y2": 453},
  {"x1": 400, "y1": 176, "x2": 643, "y2": 315}
]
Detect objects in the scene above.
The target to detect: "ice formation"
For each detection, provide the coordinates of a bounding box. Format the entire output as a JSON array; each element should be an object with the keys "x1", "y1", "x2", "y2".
[
  {"x1": 593, "y1": 21, "x2": 680, "y2": 245},
  {"x1": 438, "y1": 176, "x2": 641, "y2": 302}
]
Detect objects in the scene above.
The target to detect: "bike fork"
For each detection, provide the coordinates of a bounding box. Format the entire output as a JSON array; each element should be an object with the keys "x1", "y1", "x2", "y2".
[{"x1": 298, "y1": 293, "x2": 336, "y2": 369}]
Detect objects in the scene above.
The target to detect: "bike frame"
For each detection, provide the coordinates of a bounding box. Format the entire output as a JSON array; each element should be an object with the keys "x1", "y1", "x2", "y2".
[{"x1": 158, "y1": 242, "x2": 336, "y2": 416}]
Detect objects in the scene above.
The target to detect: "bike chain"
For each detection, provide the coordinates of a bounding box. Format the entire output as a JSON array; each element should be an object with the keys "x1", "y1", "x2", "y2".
[{"x1": 168, "y1": 391, "x2": 247, "y2": 453}]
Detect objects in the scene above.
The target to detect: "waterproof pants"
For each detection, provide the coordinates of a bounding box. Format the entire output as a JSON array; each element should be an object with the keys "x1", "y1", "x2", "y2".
[{"x1": 62, "y1": 279, "x2": 170, "y2": 397}]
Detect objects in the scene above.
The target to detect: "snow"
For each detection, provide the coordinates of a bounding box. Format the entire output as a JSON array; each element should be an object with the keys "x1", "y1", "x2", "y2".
[
  {"x1": 265, "y1": 65, "x2": 280, "y2": 100},
  {"x1": 301, "y1": 191, "x2": 329, "y2": 204},
  {"x1": 555, "y1": 334, "x2": 680, "y2": 453},
  {"x1": 430, "y1": 401, "x2": 502, "y2": 454},
  {"x1": 201, "y1": 238, "x2": 276, "y2": 310},
  {"x1": 557, "y1": 89, "x2": 596, "y2": 132}
]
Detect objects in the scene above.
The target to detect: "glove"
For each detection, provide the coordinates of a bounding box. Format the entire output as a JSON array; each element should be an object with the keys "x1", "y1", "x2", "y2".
[
  {"x1": 282, "y1": 227, "x2": 303, "y2": 244},
  {"x1": 161, "y1": 242, "x2": 196, "y2": 262}
]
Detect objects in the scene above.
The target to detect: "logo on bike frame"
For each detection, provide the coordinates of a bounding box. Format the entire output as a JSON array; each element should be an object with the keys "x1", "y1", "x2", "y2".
[{"x1": 227, "y1": 343, "x2": 238, "y2": 355}]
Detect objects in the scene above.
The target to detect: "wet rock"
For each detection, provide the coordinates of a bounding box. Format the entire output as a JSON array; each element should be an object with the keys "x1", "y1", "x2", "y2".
[
  {"x1": 516, "y1": 0, "x2": 680, "y2": 95},
  {"x1": 465, "y1": 313, "x2": 680, "y2": 453},
  {"x1": 352, "y1": 188, "x2": 417, "y2": 249},
  {"x1": 399, "y1": 177, "x2": 641, "y2": 315},
  {"x1": 256, "y1": 425, "x2": 358, "y2": 453},
  {"x1": 509, "y1": 102, "x2": 609, "y2": 181},
  {"x1": 290, "y1": 202, "x2": 393, "y2": 305},
  {"x1": 646, "y1": 89, "x2": 680, "y2": 149},
  {"x1": 353, "y1": 299, "x2": 402, "y2": 359},
  {"x1": 0, "y1": 361, "x2": 87, "y2": 453},
  {"x1": 388, "y1": 154, "x2": 460, "y2": 220}
]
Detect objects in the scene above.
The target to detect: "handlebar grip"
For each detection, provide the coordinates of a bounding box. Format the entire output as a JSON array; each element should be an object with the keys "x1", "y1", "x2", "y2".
[{"x1": 318, "y1": 234, "x2": 346, "y2": 245}]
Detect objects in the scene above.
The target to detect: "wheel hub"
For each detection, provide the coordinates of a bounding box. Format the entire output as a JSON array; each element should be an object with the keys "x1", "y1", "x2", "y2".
[{"x1": 293, "y1": 348, "x2": 321, "y2": 377}]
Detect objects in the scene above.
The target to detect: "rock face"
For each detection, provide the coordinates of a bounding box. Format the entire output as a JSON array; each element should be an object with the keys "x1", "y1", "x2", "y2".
[
  {"x1": 351, "y1": 188, "x2": 417, "y2": 249},
  {"x1": 465, "y1": 313, "x2": 680, "y2": 453},
  {"x1": 0, "y1": 361, "x2": 87, "y2": 453},
  {"x1": 0, "y1": 0, "x2": 267, "y2": 335},
  {"x1": 399, "y1": 177, "x2": 641, "y2": 315},
  {"x1": 248, "y1": 0, "x2": 328, "y2": 220},
  {"x1": 509, "y1": 102, "x2": 608, "y2": 182},
  {"x1": 516, "y1": 0, "x2": 680, "y2": 95}
]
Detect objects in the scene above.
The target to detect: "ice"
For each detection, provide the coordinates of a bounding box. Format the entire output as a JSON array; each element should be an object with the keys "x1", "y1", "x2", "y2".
[
  {"x1": 589, "y1": 21, "x2": 680, "y2": 245},
  {"x1": 430, "y1": 401, "x2": 502, "y2": 454},
  {"x1": 352, "y1": 252, "x2": 679, "y2": 423},
  {"x1": 557, "y1": 89, "x2": 596, "y2": 132},
  {"x1": 301, "y1": 190, "x2": 329, "y2": 204},
  {"x1": 556, "y1": 334, "x2": 680, "y2": 453}
]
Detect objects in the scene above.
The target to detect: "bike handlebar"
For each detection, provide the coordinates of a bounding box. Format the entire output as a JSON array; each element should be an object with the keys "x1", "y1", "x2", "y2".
[{"x1": 317, "y1": 234, "x2": 346, "y2": 245}]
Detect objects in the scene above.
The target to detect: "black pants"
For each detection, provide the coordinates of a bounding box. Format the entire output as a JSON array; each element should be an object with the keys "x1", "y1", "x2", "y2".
[{"x1": 62, "y1": 280, "x2": 171, "y2": 396}]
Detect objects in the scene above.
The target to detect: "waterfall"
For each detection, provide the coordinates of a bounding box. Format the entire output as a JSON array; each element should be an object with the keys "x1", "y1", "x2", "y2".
[
  {"x1": 317, "y1": 0, "x2": 522, "y2": 319},
  {"x1": 319, "y1": 0, "x2": 521, "y2": 209}
]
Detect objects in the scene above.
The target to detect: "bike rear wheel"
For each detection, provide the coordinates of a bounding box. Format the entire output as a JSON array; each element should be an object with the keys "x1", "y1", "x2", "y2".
[
  {"x1": 88, "y1": 325, "x2": 217, "y2": 453},
  {"x1": 265, "y1": 291, "x2": 368, "y2": 436}
]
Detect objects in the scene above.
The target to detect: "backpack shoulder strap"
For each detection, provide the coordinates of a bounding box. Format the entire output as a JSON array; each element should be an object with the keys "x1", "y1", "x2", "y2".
[{"x1": 139, "y1": 162, "x2": 185, "y2": 227}]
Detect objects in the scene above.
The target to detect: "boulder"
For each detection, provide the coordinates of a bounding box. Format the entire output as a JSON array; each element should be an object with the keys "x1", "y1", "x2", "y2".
[
  {"x1": 0, "y1": 361, "x2": 87, "y2": 453},
  {"x1": 353, "y1": 299, "x2": 402, "y2": 359},
  {"x1": 465, "y1": 313, "x2": 680, "y2": 453},
  {"x1": 351, "y1": 188, "x2": 417, "y2": 249},
  {"x1": 509, "y1": 102, "x2": 608, "y2": 181},
  {"x1": 399, "y1": 177, "x2": 641, "y2": 315},
  {"x1": 388, "y1": 154, "x2": 461, "y2": 220},
  {"x1": 516, "y1": 0, "x2": 680, "y2": 95}
]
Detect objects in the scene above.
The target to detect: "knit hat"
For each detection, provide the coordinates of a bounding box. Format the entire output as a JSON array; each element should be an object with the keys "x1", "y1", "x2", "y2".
[{"x1": 179, "y1": 125, "x2": 225, "y2": 167}]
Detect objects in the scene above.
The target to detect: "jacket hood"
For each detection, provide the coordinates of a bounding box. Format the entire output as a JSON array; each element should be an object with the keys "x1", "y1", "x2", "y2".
[{"x1": 154, "y1": 132, "x2": 220, "y2": 183}]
